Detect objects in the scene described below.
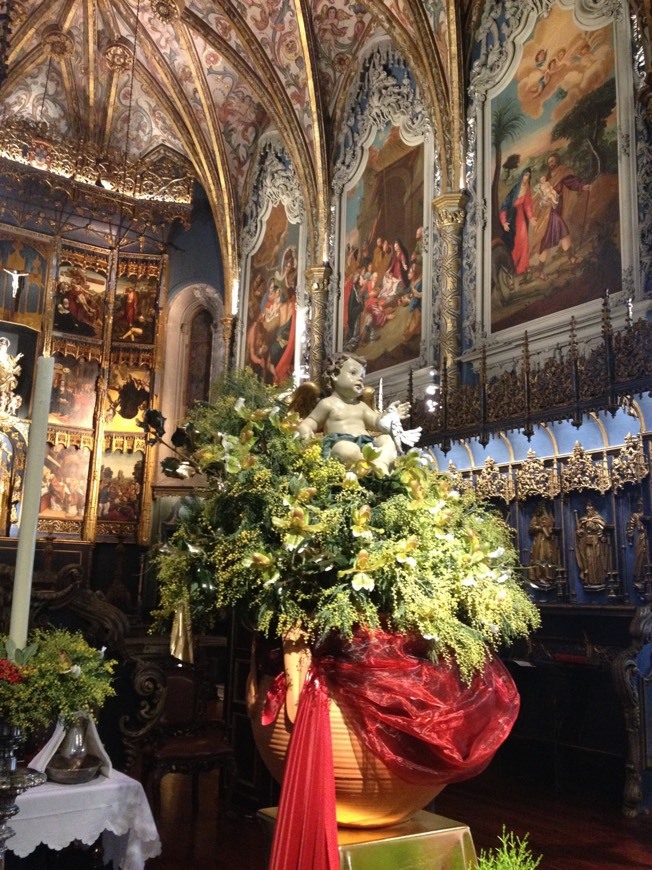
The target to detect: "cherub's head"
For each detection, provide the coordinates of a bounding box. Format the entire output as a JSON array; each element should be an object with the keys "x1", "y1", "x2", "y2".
[{"x1": 323, "y1": 351, "x2": 367, "y2": 393}]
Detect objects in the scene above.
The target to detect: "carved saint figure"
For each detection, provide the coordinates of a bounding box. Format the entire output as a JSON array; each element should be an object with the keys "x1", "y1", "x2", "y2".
[
  {"x1": 528, "y1": 503, "x2": 558, "y2": 588},
  {"x1": 0, "y1": 336, "x2": 23, "y2": 413},
  {"x1": 575, "y1": 502, "x2": 612, "y2": 589},
  {"x1": 626, "y1": 500, "x2": 650, "y2": 590}
]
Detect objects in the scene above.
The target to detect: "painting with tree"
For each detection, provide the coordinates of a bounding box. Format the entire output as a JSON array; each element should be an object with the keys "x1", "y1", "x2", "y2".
[{"x1": 488, "y1": 2, "x2": 622, "y2": 333}]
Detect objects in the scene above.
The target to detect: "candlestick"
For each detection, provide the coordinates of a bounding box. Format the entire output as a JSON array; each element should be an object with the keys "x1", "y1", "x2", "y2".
[{"x1": 9, "y1": 354, "x2": 54, "y2": 650}]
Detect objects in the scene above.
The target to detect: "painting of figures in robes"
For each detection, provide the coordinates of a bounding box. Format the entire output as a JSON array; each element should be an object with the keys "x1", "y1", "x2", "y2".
[
  {"x1": 54, "y1": 260, "x2": 107, "y2": 339},
  {"x1": 244, "y1": 203, "x2": 299, "y2": 386},
  {"x1": 97, "y1": 450, "x2": 144, "y2": 523},
  {"x1": 489, "y1": 2, "x2": 622, "y2": 333},
  {"x1": 112, "y1": 268, "x2": 160, "y2": 345},
  {"x1": 341, "y1": 121, "x2": 424, "y2": 374},
  {"x1": 39, "y1": 444, "x2": 91, "y2": 520}
]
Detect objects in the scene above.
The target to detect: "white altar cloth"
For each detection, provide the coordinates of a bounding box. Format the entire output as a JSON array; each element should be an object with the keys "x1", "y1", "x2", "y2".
[{"x1": 9, "y1": 770, "x2": 161, "y2": 869}]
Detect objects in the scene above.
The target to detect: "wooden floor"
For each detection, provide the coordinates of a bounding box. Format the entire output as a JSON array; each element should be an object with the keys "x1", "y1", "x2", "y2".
[{"x1": 145, "y1": 750, "x2": 652, "y2": 870}]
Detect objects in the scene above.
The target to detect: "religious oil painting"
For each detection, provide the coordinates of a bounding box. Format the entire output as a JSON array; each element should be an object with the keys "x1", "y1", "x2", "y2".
[
  {"x1": 104, "y1": 361, "x2": 150, "y2": 433},
  {"x1": 112, "y1": 269, "x2": 160, "y2": 345},
  {"x1": 489, "y1": 2, "x2": 621, "y2": 333},
  {"x1": 341, "y1": 121, "x2": 424, "y2": 374},
  {"x1": 48, "y1": 354, "x2": 100, "y2": 429},
  {"x1": 243, "y1": 203, "x2": 299, "y2": 386},
  {"x1": 0, "y1": 238, "x2": 50, "y2": 331},
  {"x1": 97, "y1": 450, "x2": 144, "y2": 523},
  {"x1": 39, "y1": 444, "x2": 91, "y2": 520},
  {"x1": 54, "y1": 260, "x2": 107, "y2": 339}
]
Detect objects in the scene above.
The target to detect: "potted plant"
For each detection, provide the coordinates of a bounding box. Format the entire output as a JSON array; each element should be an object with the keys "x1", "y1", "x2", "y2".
[
  {"x1": 0, "y1": 628, "x2": 115, "y2": 745},
  {"x1": 476, "y1": 827, "x2": 542, "y2": 869},
  {"x1": 146, "y1": 368, "x2": 540, "y2": 829}
]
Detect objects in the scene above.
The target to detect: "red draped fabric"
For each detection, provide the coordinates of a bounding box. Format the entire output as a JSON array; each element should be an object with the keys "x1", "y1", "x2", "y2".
[
  {"x1": 264, "y1": 629, "x2": 520, "y2": 870},
  {"x1": 268, "y1": 673, "x2": 339, "y2": 870},
  {"x1": 315, "y1": 629, "x2": 520, "y2": 785}
]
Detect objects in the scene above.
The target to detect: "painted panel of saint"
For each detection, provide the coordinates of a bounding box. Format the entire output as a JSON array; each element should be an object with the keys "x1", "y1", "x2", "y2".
[
  {"x1": 39, "y1": 444, "x2": 90, "y2": 520},
  {"x1": 97, "y1": 450, "x2": 144, "y2": 523},
  {"x1": 490, "y1": 4, "x2": 620, "y2": 332},
  {"x1": 113, "y1": 274, "x2": 159, "y2": 345},
  {"x1": 342, "y1": 122, "x2": 424, "y2": 374},
  {"x1": 48, "y1": 355, "x2": 99, "y2": 429},
  {"x1": 244, "y1": 203, "x2": 299, "y2": 385},
  {"x1": 104, "y1": 362, "x2": 150, "y2": 433},
  {"x1": 54, "y1": 262, "x2": 106, "y2": 339}
]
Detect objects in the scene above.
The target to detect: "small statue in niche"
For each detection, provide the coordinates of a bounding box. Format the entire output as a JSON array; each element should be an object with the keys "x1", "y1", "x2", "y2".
[
  {"x1": 527, "y1": 502, "x2": 559, "y2": 588},
  {"x1": 0, "y1": 336, "x2": 22, "y2": 414},
  {"x1": 293, "y1": 352, "x2": 421, "y2": 475},
  {"x1": 574, "y1": 501, "x2": 613, "y2": 590},
  {"x1": 626, "y1": 499, "x2": 651, "y2": 591}
]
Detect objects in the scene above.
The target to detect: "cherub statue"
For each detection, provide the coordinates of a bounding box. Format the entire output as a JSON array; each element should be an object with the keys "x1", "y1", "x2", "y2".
[{"x1": 292, "y1": 352, "x2": 421, "y2": 474}]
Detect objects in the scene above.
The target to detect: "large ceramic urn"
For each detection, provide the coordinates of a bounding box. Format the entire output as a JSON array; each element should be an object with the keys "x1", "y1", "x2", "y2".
[{"x1": 247, "y1": 636, "x2": 443, "y2": 828}]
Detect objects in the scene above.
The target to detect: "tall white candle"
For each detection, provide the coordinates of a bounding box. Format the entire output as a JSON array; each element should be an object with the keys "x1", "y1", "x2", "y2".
[{"x1": 9, "y1": 354, "x2": 54, "y2": 649}]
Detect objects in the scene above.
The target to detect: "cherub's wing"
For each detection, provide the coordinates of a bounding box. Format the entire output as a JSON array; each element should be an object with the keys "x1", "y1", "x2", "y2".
[
  {"x1": 360, "y1": 386, "x2": 376, "y2": 411},
  {"x1": 287, "y1": 381, "x2": 321, "y2": 418}
]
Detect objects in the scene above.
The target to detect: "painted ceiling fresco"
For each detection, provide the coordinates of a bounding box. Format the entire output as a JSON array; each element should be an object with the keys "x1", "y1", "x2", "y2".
[{"x1": 0, "y1": 0, "x2": 490, "y2": 291}]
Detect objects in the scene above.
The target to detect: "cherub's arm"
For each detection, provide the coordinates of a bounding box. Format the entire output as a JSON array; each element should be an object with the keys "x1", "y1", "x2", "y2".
[{"x1": 297, "y1": 397, "x2": 331, "y2": 440}]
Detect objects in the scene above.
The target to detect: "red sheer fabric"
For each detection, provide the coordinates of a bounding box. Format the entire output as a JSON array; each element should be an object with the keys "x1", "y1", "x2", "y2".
[
  {"x1": 269, "y1": 673, "x2": 339, "y2": 870},
  {"x1": 314, "y1": 629, "x2": 519, "y2": 785},
  {"x1": 263, "y1": 629, "x2": 520, "y2": 870}
]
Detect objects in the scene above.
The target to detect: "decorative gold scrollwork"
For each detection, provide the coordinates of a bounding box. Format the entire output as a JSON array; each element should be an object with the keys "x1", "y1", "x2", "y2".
[
  {"x1": 516, "y1": 449, "x2": 561, "y2": 501},
  {"x1": 561, "y1": 443, "x2": 611, "y2": 494},
  {"x1": 611, "y1": 433, "x2": 648, "y2": 492},
  {"x1": 475, "y1": 458, "x2": 515, "y2": 504}
]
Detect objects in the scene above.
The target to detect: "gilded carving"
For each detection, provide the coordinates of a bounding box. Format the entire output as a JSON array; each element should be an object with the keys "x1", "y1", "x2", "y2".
[
  {"x1": 104, "y1": 40, "x2": 134, "y2": 71},
  {"x1": 516, "y1": 449, "x2": 561, "y2": 500},
  {"x1": 305, "y1": 265, "x2": 331, "y2": 381},
  {"x1": 611, "y1": 433, "x2": 648, "y2": 492},
  {"x1": 150, "y1": 0, "x2": 185, "y2": 24},
  {"x1": 475, "y1": 457, "x2": 515, "y2": 503},
  {"x1": 433, "y1": 192, "x2": 467, "y2": 389},
  {"x1": 527, "y1": 503, "x2": 559, "y2": 589},
  {"x1": 574, "y1": 502, "x2": 614, "y2": 592},
  {"x1": 42, "y1": 28, "x2": 74, "y2": 60},
  {"x1": 561, "y1": 443, "x2": 611, "y2": 494}
]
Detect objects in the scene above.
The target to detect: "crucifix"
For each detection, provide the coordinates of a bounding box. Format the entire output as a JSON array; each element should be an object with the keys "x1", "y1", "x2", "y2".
[{"x1": 3, "y1": 268, "x2": 29, "y2": 298}]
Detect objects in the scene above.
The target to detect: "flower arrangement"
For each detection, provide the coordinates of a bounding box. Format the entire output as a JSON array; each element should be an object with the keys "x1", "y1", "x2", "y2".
[
  {"x1": 0, "y1": 628, "x2": 116, "y2": 733},
  {"x1": 149, "y1": 370, "x2": 540, "y2": 682}
]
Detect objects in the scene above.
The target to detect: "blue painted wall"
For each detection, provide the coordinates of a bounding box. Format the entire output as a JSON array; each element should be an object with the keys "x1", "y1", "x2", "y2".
[{"x1": 167, "y1": 183, "x2": 224, "y2": 301}]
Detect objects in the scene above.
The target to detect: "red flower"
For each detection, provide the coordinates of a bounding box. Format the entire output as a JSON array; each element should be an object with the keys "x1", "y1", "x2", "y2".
[{"x1": 0, "y1": 659, "x2": 24, "y2": 685}]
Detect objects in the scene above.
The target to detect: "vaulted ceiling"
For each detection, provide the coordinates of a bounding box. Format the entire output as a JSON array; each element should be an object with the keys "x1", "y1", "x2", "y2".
[
  {"x1": 7, "y1": 0, "x2": 649, "y2": 304},
  {"x1": 0, "y1": 0, "x2": 487, "y2": 298}
]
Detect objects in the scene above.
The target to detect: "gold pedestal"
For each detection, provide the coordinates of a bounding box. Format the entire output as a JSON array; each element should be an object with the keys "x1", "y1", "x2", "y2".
[{"x1": 257, "y1": 807, "x2": 477, "y2": 869}]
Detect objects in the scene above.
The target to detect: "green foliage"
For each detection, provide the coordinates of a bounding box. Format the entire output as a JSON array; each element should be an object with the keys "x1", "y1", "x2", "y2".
[
  {"x1": 151, "y1": 370, "x2": 540, "y2": 681},
  {"x1": 476, "y1": 827, "x2": 542, "y2": 870},
  {"x1": 0, "y1": 629, "x2": 116, "y2": 733}
]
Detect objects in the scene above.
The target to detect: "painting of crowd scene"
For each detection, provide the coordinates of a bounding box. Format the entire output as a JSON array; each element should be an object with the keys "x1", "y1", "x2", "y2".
[
  {"x1": 97, "y1": 451, "x2": 144, "y2": 523},
  {"x1": 244, "y1": 203, "x2": 299, "y2": 386},
  {"x1": 39, "y1": 444, "x2": 90, "y2": 520},
  {"x1": 112, "y1": 273, "x2": 159, "y2": 345},
  {"x1": 489, "y1": 3, "x2": 620, "y2": 332},
  {"x1": 104, "y1": 361, "x2": 150, "y2": 434},
  {"x1": 54, "y1": 261, "x2": 107, "y2": 339},
  {"x1": 48, "y1": 355, "x2": 99, "y2": 429},
  {"x1": 342, "y1": 122, "x2": 424, "y2": 373}
]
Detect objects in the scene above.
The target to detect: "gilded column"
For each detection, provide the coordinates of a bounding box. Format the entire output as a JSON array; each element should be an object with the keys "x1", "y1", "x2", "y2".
[
  {"x1": 220, "y1": 315, "x2": 234, "y2": 370},
  {"x1": 304, "y1": 265, "x2": 332, "y2": 382},
  {"x1": 432, "y1": 192, "x2": 468, "y2": 389}
]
